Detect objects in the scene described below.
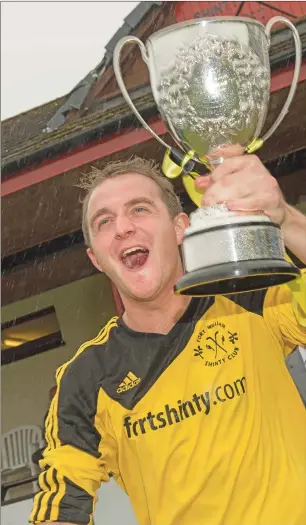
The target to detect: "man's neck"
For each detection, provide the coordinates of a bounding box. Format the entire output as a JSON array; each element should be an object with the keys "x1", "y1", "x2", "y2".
[{"x1": 121, "y1": 282, "x2": 192, "y2": 335}]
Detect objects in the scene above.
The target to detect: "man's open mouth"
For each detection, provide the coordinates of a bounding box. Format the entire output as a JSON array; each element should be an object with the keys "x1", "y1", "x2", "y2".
[{"x1": 121, "y1": 246, "x2": 149, "y2": 270}]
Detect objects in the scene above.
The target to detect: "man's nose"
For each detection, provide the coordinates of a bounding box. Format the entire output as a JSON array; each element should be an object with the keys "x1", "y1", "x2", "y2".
[{"x1": 114, "y1": 215, "x2": 136, "y2": 239}]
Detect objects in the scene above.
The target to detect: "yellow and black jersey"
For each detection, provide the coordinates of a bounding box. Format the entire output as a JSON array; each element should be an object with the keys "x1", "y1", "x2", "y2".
[{"x1": 30, "y1": 278, "x2": 306, "y2": 525}]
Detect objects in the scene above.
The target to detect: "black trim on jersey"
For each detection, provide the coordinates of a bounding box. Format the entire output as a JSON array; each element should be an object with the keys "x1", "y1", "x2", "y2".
[
  {"x1": 57, "y1": 352, "x2": 104, "y2": 458},
  {"x1": 31, "y1": 471, "x2": 48, "y2": 523},
  {"x1": 43, "y1": 468, "x2": 59, "y2": 521},
  {"x1": 56, "y1": 476, "x2": 94, "y2": 524},
  {"x1": 31, "y1": 321, "x2": 118, "y2": 524},
  {"x1": 224, "y1": 289, "x2": 268, "y2": 317},
  {"x1": 100, "y1": 296, "x2": 215, "y2": 409}
]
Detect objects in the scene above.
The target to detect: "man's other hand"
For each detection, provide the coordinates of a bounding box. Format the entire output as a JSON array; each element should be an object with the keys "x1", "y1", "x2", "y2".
[{"x1": 195, "y1": 154, "x2": 287, "y2": 226}]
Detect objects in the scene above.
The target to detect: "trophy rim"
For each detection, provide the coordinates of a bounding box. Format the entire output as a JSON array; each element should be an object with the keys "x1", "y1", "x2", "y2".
[{"x1": 148, "y1": 16, "x2": 266, "y2": 42}]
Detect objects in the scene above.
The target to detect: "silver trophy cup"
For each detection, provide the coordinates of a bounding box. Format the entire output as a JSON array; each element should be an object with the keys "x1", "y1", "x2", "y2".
[{"x1": 113, "y1": 16, "x2": 302, "y2": 296}]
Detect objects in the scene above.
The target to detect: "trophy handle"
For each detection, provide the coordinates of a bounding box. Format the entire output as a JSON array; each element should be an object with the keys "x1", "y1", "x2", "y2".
[
  {"x1": 262, "y1": 16, "x2": 302, "y2": 142},
  {"x1": 113, "y1": 36, "x2": 172, "y2": 150}
]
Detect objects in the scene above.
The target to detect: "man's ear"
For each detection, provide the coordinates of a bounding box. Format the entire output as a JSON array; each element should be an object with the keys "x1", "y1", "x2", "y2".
[
  {"x1": 174, "y1": 213, "x2": 189, "y2": 246},
  {"x1": 87, "y1": 248, "x2": 103, "y2": 272}
]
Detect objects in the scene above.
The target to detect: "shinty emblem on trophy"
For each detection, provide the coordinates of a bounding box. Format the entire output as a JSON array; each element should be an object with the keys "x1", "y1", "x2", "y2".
[{"x1": 113, "y1": 16, "x2": 302, "y2": 296}]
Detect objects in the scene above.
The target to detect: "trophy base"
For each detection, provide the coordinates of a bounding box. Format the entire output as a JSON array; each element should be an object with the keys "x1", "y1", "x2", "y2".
[{"x1": 174, "y1": 259, "x2": 300, "y2": 297}]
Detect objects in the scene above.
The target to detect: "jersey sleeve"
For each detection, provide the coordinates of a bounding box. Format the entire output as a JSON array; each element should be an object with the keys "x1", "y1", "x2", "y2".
[
  {"x1": 264, "y1": 269, "x2": 306, "y2": 357},
  {"x1": 29, "y1": 344, "x2": 115, "y2": 524}
]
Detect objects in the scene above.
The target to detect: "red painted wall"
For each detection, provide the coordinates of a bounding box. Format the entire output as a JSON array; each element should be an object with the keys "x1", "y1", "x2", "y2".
[{"x1": 175, "y1": 1, "x2": 306, "y2": 24}]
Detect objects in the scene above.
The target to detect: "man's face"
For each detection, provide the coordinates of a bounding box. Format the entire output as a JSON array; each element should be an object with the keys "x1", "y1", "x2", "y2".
[{"x1": 86, "y1": 173, "x2": 188, "y2": 300}]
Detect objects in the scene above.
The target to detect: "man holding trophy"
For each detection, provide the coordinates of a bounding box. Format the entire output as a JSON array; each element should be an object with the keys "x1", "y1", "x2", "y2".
[{"x1": 30, "y1": 16, "x2": 306, "y2": 525}]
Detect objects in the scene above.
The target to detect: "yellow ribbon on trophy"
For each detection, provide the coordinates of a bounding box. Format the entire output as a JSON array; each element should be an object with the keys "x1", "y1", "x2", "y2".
[
  {"x1": 162, "y1": 148, "x2": 208, "y2": 208},
  {"x1": 162, "y1": 138, "x2": 265, "y2": 208}
]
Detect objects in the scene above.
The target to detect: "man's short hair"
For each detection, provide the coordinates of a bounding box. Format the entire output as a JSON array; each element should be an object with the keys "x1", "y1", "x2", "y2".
[{"x1": 78, "y1": 156, "x2": 183, "y2": 247}]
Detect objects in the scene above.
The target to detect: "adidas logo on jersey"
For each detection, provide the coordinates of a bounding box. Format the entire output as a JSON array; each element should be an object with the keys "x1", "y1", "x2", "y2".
[{"x1": 117, "y1": 371, "x2": 141, "y2": 393}]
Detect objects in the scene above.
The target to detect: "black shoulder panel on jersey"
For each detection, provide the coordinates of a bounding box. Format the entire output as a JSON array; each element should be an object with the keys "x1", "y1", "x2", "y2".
[
  {"x1": 57, "y1": 349, "x2": 105, "y2": 458},
  {"x1": 99, "y1": 296, "x2": 215, "y2": 410},
  {"x1": 224, "y1": 289, "x2": 268, "y2": 316},
  {"x1": 52, "y1": 300, "x2": 215, "y2": 415},
  {"x1": 46, "y1": 318, "x2": 118, "y2": 459}
]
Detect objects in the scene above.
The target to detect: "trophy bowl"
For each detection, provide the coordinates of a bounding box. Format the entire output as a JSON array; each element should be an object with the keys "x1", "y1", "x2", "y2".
[
  {"x1": 149, "y1": 19, "x2": 270, "y2": 158},
  {"x1": 113, "y1": 16, "x2": 302, "y2": 296}
]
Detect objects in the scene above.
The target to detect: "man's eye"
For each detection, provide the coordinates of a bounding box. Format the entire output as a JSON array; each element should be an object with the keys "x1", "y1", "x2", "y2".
[
  {"x1": 133, "y1": 206, "x2": 147, "y2": 213},
  {"x1": 98, "y1": 218, "x2": 109, "y2": 228}
]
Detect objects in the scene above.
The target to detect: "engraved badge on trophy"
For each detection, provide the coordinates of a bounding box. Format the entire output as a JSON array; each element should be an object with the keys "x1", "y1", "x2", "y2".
[{"x1": 113, "y1": 16, "x2": 302, "y2": 296}]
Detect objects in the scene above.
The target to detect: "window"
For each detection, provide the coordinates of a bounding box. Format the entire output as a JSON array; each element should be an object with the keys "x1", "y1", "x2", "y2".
[{"x1": 1, "y1": 307, "x2": 64, "y2": 365}]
